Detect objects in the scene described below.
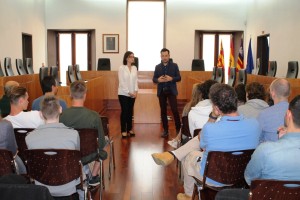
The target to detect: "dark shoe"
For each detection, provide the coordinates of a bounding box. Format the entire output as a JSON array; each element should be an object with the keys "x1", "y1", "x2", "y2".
[
  {"x1": 128, "y1": 130, "x2": 135, "y2": 137},
  {"x1": 88, "y1": 175, "x2": 100, "y2": 186},
  {"x1": 161, "y1": 131, "x2": 169, "y2": 138}
]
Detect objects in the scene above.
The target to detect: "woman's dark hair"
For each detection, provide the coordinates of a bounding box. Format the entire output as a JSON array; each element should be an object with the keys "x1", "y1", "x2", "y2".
[
  {"x1": 123, "y1": 51, "x2": 134, "y2": 65},
  {"x1": 289, "y1": 95, "x2": 300, "y2": 127},
  {"x1": 234, "y1": 83, "x2": 246, "y2": 104},
  {"x1": 246, "y1": 82, "x2": 266, "y2": 100},
  {"x1": 199, "y1": 80, "x2": 218, "y2": 100}
]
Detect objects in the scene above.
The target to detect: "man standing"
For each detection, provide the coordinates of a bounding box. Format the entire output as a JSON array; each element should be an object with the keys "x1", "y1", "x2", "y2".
[{"x1": 153, "y1": 48, "x2": 181, "y2": 138}]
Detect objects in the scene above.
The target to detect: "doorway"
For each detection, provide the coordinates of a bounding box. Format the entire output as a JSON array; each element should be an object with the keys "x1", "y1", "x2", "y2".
[{"x1": 256, "y1": 34, "x2": 269, "y2": 76}]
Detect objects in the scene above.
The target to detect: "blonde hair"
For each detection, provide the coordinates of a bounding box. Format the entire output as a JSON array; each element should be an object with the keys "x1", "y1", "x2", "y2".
[{"x1": 182, "y1": 83, "x2": 202, "y2": 116}]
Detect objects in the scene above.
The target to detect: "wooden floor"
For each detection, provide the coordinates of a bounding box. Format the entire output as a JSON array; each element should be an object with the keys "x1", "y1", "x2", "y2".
[{"x1": 101, "y1": 109, "x2": 184, "y2": 200}]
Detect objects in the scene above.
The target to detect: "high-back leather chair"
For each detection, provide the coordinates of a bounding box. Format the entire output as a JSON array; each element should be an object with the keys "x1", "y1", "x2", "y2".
[
  {"x1": 215, "y1": 67, "x2": 224, "y2": 83},
  {"x1": 134, "y1": 57, "x2": 139, "y2": 70},
  {"x1": 249, "y1": 179, "x2": 300, "y2": 200},
  {"x1": 39, "y1": 67, "x2": 49, "y2": 93},
  {"x1": 227, "y1": 67, "x2": 236, "y2": 87},
  {"x1": 4, "y1": 57, "x2": 14, "y2": 76},
  {"x1": 68, "y1": 65, "x2": 76, "y2": 84},
  {"x1": 192, "y1": 149, "x2": 255, "y2": 200},
  {"x1": 237, "y1": 69, "x2": 247, "y2": 85},
  {"x1": 286, "y1": 61, "x2": 299, "y2": 78},
  {"x1": 49, "y1": 66, "x2": 60, "y2": 85},
  {"x1": 15, "y1": 59, "x2": 27, "y2": 75},
  {"x1": 256, "y1": 58, "x2": 261, "y2": 75},
  {"x1": 74, "y1": 64, "x2": 82, "y2": 80},
  {"x1": 25, "y1": 58, "x2": 34, "y2": 74},
  {"x1": 191, "y1": 59, "x2": 205, "y2": 71},
  {"x1": 267, "y1": 61, "x2": 277, "y2": 77},
  {"x1": 0, "y1": 61, "x2": 5, "y2": 77},
  {"x1": 211, "y1": 66, "x2": 217, "y2": 80},
  {"x1": 97, "y1": 58, "x2": 111, "y2": 71},
  {"x1": 0, "y1": 149, "x2": 16, "y2": 176}
]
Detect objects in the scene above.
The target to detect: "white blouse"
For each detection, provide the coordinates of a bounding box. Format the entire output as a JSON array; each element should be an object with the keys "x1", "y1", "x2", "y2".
[{"x1": 118, "y1": 65, "x2": 138, "y2": 97}]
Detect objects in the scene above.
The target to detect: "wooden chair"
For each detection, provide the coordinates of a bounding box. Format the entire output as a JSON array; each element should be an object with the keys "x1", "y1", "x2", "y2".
[
  {"x1": 14, "y1": 128, "x2": 34, "y2": 163},
  {"x1": 100, "y1": 116, "x2": 115, "y2": 180},
  {"x1": 192, "y1": 149, "x2": 255, "y2": 200},
  {"x1": 249, "y1": 179, "x2": 300, "y2": 200},
  {"x1": 24, "y1": 149, "x2": 87, "y2": 199},
  {"x1": 0, "y1": 149, "x2": 16, "y2": 176}
]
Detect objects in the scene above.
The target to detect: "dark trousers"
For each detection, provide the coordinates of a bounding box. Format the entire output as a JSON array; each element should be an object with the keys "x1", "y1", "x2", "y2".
[
  {"x1": 118, "y1": 95, "x2": 135, "y2": 133},
  {"x1": 158, "y1": 92, "x2": 181, "y2": 132}
]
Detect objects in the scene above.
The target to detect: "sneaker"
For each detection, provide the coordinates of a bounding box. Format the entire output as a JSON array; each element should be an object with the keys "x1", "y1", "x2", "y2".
[
  {"x1": 177, "y1": 193, "x2": 192, "y2": 200},
  {"x1": 167, "y1": 139, "x2": 179, "y2": 148},
  {"x1": 88, "y1": 175, "x2": 100, "y2": 186}
]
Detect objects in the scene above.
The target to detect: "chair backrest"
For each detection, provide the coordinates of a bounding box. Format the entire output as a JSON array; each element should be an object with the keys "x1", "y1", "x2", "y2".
[
  {"x1": 76, "y1": 128, "x2": 98, "y2": 165},
  {"x1": 74, "y1": 64, "x2": 82, "y2": 80},
  {"x1": 25, "y1": 149, "x2": 82, "y2": 186},
  {"x1": 249, "y1": 179, "x2": 300, "y2": 200},
  {"x1": 15, "y1": 59, "x2": 27, "y2": 75},
  {"x1": 97, "y1": 58, "x2": 111, "y2": 71},
  {"x1": 0, "y1": 61, "x2": 5, "y2": 77},
  {"x1": 4, "y1": 57, "x2": 14, "y2": 76},
  {"x1": 25, "y1": 58, "x2": 34, "y2": 74},
  {"x1": 191, "y1": 59, "x2": 205, "y2": 71},
  {"x1": 256, "y1": 58, "x2": 261, "y2": 75},
  {"x1": 68, "y1": 65, "x2": 76, "y2": 83},
  {"x1": 227, "y1": 67, "x2": 236, "y2": 87},
  {"x1": 237, "y1": 69, "x2": 247, "y2": 85},
  {"x1": 14, "y1": 128, "x2": 34, "y2": 162},
  {"x1": 0, "y1": 149, "x2": 15, "y2": 176},
  {"x1": 286, "y1": 61, "x2": 299, "y2": 78},
  {"x1": 49, "y1": 66, "x2": 59, "y2": 85},
  {"x1": 181, "y1": 116, "x2": 192, "y2": 138},
  {"x1": 39, "y1": 67, "x2": 49, "y2": 93},
  {"x1": 267, "y1": 61, "x2": 277, "y2": 77},
  {"x1": 211, "y1": 66, "x2": 217, "y2": 80},
  {"x1": 202, "y1": 149, "x2": 255, "y2": 187},
  {"x1": 100, "y1": 116, "x2": 110, "y2": 138},
  {"x1": 193, "y1": 129, "x2": 201, "y2": 138},
  {"x1": 215, "y1": 67, "x2": 224, "y2": 83},
  {"x1": 134, "y1": 57, "x2": 139, "y2": 70}
]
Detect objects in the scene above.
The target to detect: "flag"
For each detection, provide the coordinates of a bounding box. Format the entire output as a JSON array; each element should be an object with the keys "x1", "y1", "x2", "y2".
[
  {"x1": 246, "y1": 39, "x2": 254, "y2": 74},
  {"x1": 217, "y1": 40, "x2": 224, "y2": 68},
  {"x1": 228, "y1": 36, "x2": 235, "y2": 74},
  {"x1": 236, "y1": 37, "x2": 244, "y2": 70}
]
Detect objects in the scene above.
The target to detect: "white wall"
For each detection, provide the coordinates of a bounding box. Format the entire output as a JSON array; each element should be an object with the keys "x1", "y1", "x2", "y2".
[{"x1": 0, "y1": 0, "x2": 46, "y2": 74}]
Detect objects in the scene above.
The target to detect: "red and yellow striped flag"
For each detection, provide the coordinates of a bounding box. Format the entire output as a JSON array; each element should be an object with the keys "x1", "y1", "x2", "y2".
[
  {"x1": 228, "y1": 36, "x2": 235, "y2": 74},
  {"x1": 237, "y1": 37, "x2": 244, "y2": 70},
  {"x1": 217, "y1": 40, "x2": 224, "y2": 68}
]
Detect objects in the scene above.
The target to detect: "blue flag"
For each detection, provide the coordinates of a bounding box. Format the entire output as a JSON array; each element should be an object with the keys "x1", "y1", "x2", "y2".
[{"x1": 246, "y1": 39, "x2": 254, "y2": 74}]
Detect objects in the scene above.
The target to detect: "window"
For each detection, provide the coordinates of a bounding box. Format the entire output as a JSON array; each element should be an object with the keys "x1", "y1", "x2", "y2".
[{"x1": 128, "y1": 1, "x2": 164, "y2": 71}]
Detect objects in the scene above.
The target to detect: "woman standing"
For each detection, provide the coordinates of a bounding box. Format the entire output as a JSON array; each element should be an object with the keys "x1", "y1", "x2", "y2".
[{"x1": 118, "y1": 51, "x2": 138, "y2": 138}]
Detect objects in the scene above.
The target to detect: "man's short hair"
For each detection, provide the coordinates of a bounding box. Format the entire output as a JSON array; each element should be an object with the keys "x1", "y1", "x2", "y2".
[
  {"x1": 41, "y1": 76, "x2": 56, "y2": 94},
  {"x1": 70, "y1": 80, "x2": 87, "y2": 99},
  {"x1": 289, "y1": 95, "x2": 300, "y2": 128},
  {"x1": 9, "y1": 86, "x2": 27, "y2": 105},
  {"x1": 160, "y1": 48, "x2": 170, "y2": 54},
  {"x1": 270, "y1": 78, "x2": 290, "y2": 98},
  {"x1": 40, "y1": 94, "x2": 60, "y2": 120},
  {"x1": 199, "y1": 80, "x2": 218, "y2": 100},
  {"x1": 246, "y1": 82, "x2": 266, "y2": 100},
  {"x1": 209, "y1": 83, "x2": 237, "y2": 114},
  {"x1": 4, "y1": 81, "x2": 19, "y2": 95}
]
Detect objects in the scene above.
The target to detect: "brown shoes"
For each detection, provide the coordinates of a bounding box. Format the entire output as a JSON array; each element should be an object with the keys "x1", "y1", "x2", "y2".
[
  {"x1": 151, "y1": 152, "x2": 174, "y2": 166},
  {"x1": 177, "y1": 193, "x2": 192, "y2": 200}
]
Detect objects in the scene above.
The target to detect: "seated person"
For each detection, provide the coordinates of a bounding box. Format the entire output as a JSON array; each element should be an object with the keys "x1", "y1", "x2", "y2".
[
  {"x1": 60, "y1": 80, "x2": 107, "y2": 186},
  {"x1": 234, "y1": 83, "x2": 246, "y2": 107},
  {"x1": 0, "y1": 117, "x2": 17, "y2": 155},
  {"x1": 5, "y1": 86, "x2": 44, "y2": 128},
  {"x1": 0, "y1": 81, "x2": 19, "y2": 118},
  {"x1": 216, "y1": 95, "x2": 300, "y2": 200},
  {"x1": 25, "y1": 94, "x2": 80, "y2": 198},
  {"x1": 238, "y1": 82, "x2": 269, "y2": 118},
  {"x1": 32, "y1": 76, "x2": 67, "y2": 111}
]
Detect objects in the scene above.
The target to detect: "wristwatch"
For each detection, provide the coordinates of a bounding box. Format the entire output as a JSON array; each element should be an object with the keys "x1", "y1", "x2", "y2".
[{"x1": 209, "y1": 112, "x2": 218, "y2": 120}]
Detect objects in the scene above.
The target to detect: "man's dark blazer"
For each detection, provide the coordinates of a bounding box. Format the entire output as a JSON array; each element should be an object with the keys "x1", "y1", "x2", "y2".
[{"x1": 152, "y1": 61, "x2": 181, "y2": 96}]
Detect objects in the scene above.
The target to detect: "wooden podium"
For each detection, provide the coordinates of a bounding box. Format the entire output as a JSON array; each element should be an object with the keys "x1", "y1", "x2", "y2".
[{"x1": 134, "y1": 89, "x2": 160, "y2": 123}]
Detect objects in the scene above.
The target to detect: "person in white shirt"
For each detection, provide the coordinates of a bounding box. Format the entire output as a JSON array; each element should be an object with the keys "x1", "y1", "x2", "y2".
[
  {"x1": 5, "y1": 86, "x2": 44, "y2": 128},
  {"x1": 118, "y1": 51, "x2": 138, "y2": 138}
]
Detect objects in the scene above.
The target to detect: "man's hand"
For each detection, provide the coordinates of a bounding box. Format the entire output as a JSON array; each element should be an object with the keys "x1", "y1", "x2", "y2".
[
  {"x1": 277, "y1": 125, "x2": 287, "y2": 139},
  {"x1": 164, "y1": 75, "x2": 173, "y2": 82},
  {"x1": 158, "y1": 75, "x2": 167, "y2": 83}
]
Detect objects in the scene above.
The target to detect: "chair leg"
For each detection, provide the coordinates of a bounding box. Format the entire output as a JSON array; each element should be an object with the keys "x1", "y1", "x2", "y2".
[
  {"x1": 100, "y1": 159, "x2": 105, "y2": 190},
  {"x1": 111, "y1": 140, "x2": 116, "y2": 169},
  {"x1": 108, "y1": 142, "x2": 112, "y2": 180}
]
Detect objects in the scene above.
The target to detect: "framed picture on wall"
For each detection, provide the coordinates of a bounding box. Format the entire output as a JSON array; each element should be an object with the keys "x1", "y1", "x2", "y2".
[{"x1": 103, "y1": 34, "x2": 119, "y2": 53}]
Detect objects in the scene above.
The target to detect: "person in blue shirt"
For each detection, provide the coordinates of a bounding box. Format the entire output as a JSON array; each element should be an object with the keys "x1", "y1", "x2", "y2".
[
  {"x1": 32, "y1": 76, "x2": 67, "y2": 111},
  {"x1": 215, "y1": 94, "x2": 300, "y2": 200}
]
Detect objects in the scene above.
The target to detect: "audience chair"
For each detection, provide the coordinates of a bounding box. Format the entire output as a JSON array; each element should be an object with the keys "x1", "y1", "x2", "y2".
[
  {"x1": 68, "y1": 65, "x2": 76, "y2": 84},
  {"x1": 100, "y1": 116, "x2": 115, "y2": 180},
  {"x1": 193, "y1": 129, "x2": 201, "y2": 138},
  {"x1": 211, "y1": 66, "x2": 217, "y2": 80},
  {"x1": 134, "y1": 57, "x2": 139, "y2": 71},
  {"x1": 286, "y1": 61, "x2": 299, "y2": 78},
  {"x1": 249, "y1": 179, "x2": 300, "y2": 200},
  {"x1": 191, "y1": 59, "x2": 205, "y2": 71},
  {"x1": 74, "y1": 64, "x2": 83, "y2": 81},
  {"x1": 39, "y1": 67, "x2": 49, "y2": 93},
  {"x1": 0, "y1": 61, "x2": 5, "y2": 77},
  {"x1": 0, "y1": 149, "x2": 16, "y2": 176},
  {"x1": 49, "y1": 66, "x2": 61, "y2": 86},
  {"x1": 215, "y1": 67, "x2": 224, "y2": 83},
  {"x1": 237, "y1": 69, "x2": 247, "y2": 85},
  {"x1": 227, "y1": 67, "x2": 236, "y2": 87},
  {"x1": 16, "y1": 59, "x2": 27, "y2": 75},
  {"x1": 24, "y1": 149, "x2": 87, "y2": 199},
  {"x1": 192, "y1": 149, "x2": 255, "y2": 200},
  {"x1": 97, "y1": 58, "x2": 111, "y2": 71},
  {"x1": 4, "y1": 57, "x2": 15, "y2": 76},
  {"x1": 25, "y1": 58, "x2": 34, "y2": 74},
  {"x1": 267, "y1": 61, "x2": 277, "y2": 77},
  {"x1": 14, "y1": 128, "x2": 34, "y2": 163}
]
